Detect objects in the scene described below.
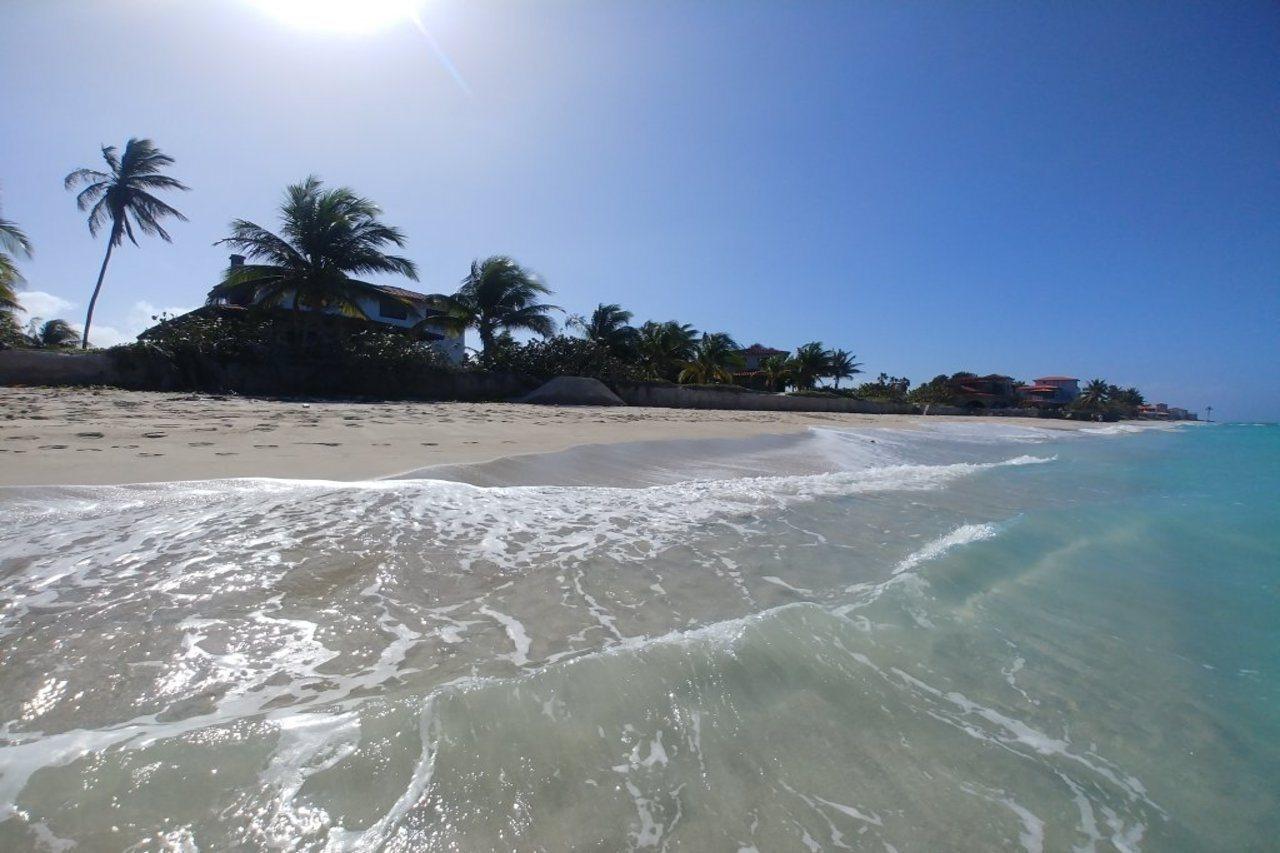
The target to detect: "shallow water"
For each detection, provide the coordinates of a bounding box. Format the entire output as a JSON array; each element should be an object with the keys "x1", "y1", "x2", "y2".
[{"x1": 0, "y1": 421, "x2": 1276, "y2": 850}]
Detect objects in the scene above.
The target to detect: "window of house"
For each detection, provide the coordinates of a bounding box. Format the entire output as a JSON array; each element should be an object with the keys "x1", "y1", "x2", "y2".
[{"x1": 379, "y1": 296, "x2": 410, "y2": 320}]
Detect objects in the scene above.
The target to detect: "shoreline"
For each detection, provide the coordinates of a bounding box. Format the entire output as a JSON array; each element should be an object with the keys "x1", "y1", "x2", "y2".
[{"x1": 1, "y1": 386, "x2": 1140, "y2": 487}]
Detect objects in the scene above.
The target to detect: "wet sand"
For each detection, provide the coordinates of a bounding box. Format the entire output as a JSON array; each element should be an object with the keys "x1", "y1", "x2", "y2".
[{"x1": 0, "y1": 386, "x2": 1103, "y2": 486}]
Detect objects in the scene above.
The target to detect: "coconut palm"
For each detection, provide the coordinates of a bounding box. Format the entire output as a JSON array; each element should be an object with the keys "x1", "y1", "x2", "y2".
[
  {"x1": 0, "y1": 194, "x2": 34, "y2": 316},
  {"x1": 637, "y1": 320, "x2": 700, "y2": 380},
  {"x1": 789, "y1": 341, "x2": 832, "y2": 390},
  {"x1": 64, "y1": 138, "x2": 189, "y2": 348},
  {"x1": 1079, "y1": 379, "x2": 1110, "y2": 410},
  {"x1": 678, "y1": 332, "x2": 743, "y2": 384},
  {"x1": 827, "y1": 349, "x2": 863, "y2": 389},
  {"x1": 572, "y1": 302, "x2": 638, "y2": 358},
  {"x1": 430, "y1": 256, "x2": 559, "y2": 359},
  {"x1": 759, "y1": 354, "x2": 792, "y2": 392},
  {"x1": 25, "y1": 318, "x2": 79, "y2": 348},
  {"x1": 209, "y1": 177, "x2": 418, "y2": 329}
]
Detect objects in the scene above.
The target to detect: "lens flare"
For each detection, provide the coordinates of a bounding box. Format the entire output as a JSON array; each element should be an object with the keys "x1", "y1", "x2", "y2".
[{"x1": 249, "y1": 0, "x2": 422, "y2": 34}]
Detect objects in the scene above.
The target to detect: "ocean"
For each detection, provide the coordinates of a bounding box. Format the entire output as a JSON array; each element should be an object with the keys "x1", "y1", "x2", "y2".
[{"x1": 0, "y1": 420, "x2": 1276, "y2": 850}]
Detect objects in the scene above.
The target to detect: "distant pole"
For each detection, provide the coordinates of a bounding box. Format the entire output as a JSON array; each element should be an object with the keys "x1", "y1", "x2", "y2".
[{"x1": 1205, "y1": 405, "x2": 1213, "y2": 422}]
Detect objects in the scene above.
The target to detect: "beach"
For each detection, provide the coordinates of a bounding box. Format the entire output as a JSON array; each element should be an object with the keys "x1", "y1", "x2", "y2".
[
  {"x1": 1, "y1": 398, "x2": 1274, "y2": 850},
  {"x1": 0, "y1": 386, "x2": 1104, "y2": 486}
]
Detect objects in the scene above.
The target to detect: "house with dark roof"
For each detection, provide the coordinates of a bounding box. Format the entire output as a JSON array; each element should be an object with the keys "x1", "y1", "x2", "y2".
[
  {"x1": 1019, "y1": 376, "x2": 1080, "y2": 406},
  {"x1": 202, "y1": 254, "x2": 465, "y2": 362},
  {"x1": 949, "y1": 374, "x2": 1021, "y2": 409},
  {"x1": 736, "y1": 343, "x2": 789, "y2": 371}
]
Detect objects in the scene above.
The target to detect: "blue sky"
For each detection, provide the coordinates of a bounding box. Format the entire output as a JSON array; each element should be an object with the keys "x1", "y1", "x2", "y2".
[{"x1": 3, "y1": 1, "x2": 1277, "y2": 419}]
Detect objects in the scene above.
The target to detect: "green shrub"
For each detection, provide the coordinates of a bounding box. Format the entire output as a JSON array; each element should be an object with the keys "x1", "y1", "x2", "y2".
[{"x1": 480, "y1": 335, "x2": 645, "y2": 382}]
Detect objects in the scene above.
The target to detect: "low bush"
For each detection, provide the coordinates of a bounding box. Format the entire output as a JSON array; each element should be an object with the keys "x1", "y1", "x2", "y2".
[{"x1": 480, "y1": 335, "x2": 646, "y2": 382}]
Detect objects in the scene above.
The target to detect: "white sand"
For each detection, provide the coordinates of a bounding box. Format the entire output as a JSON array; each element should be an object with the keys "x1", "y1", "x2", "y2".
[{"x1": 0, "y1": 387, "x2": 1102, "y2": 487}]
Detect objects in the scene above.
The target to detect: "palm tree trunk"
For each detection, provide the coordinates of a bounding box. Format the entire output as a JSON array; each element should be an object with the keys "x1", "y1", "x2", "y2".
[
  {"x1": 81, "y1": 240, "x2": 114, "y2": 349},
  {"x1": 479, "y1": 324, "x2": 494, "y2": 360}
]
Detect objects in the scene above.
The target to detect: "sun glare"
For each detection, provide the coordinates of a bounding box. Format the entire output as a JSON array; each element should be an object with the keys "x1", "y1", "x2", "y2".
[{"x1": 249, "y1": 0, "x2": 422, "y2": 34}]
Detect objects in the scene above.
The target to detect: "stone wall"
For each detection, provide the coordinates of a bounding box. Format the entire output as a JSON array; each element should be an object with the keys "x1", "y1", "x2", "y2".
[
  {"x1": 0, "y1": 348, "x2": 540, "y2": 402},
  {"x1": 611, "y1": 381, "x2": 919, "y2": 414}
]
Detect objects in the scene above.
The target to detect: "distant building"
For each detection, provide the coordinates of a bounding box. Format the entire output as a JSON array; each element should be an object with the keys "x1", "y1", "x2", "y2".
[
  {"x1": 202, "y1": 254, "x2": 465, "y2": 362},
  {"x1": 951, "y1": 374, "x2": 1021, "y2": 409},
  {"x1": 1019, "y1": 376, "x2": 1080, "y2": 406},
  {"x1": 736, "y1": 343, "x2": 789, "y2": 372}
]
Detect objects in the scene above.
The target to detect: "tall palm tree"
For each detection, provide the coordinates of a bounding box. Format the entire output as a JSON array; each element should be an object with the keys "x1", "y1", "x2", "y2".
[
  {"x1": 430, "y1": 256, "x2": 559, "y2": 359},
  {"x1": 25, "y1": 318, "x2": 79, "y2": 348},
  {"x1": 65, "y1": 138, "x2": 189, "y2": 348},
  {"x1": 209, "y1": 176, "x2": 418, "y2": 327},
  {"x1": 678, "y1": 332, "x2": 743, "y2": 384},
  {"x1": 572, "y1": 302, "x2": 638, "y2": 358},
  {"x1": 827, "y1": 349, "x2": 863, "y2": 389},
  {"x1": 789, "y1": 341, "x2": 832, "y2": 390},
  {"x1": 637, "y1": 320, "x2": 699, "y2": 381},
  {"x1": 0, "y1": 193, "x2": 34, "y2": 316},
  {"x1": 759, "y1": 353, "x2": 792, "y2": 392}
]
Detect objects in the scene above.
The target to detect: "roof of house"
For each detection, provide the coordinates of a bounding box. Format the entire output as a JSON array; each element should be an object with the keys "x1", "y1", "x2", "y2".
[
  {"x1": 1021, "y1": 385, "x2": 1059, "y2": 393},
  {"x1": 372, "y1": 284, "x2": 433, "y2": 303},
  {"x1": 738, "y1": 343, "x2": 789, "y2": 356},
  {"x1": 1035, "y1": 375, "x2": 1078, "y2": 382}
]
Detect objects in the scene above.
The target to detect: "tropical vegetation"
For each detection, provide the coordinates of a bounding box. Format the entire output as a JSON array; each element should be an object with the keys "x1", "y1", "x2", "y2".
[
  {"x1": 65, "y1": 138, "x2": 189, "y2": 348},
  {"x1": 637, "y1": 320, "x2": 699, "y2": 381},
  {"x1": 23, "y1": 318, "x2": 79, "y2": 348},
  {"x1": 208, "y1": 176, "x2": 418, "y2": 326},
  {"x1": 0, "y1": 193, "x2": 33, "y2": 318},
  {"x1": 678, "y1": 333, "x2": 743, "y2": 384},
  {"x1": 7, "y1": 149, "x2": 1172, "y2": 419},
  {"x1": 430, "y1": 256, "x2": 559, "y2": 361},
  {"x1": 570, "y1": 303, "x2": 639, "y2": 359}
]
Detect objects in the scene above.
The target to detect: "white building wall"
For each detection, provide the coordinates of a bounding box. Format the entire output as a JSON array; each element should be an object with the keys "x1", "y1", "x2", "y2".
[{"x1": 267, "y1": 290, "x2": 465, "y2": 364}]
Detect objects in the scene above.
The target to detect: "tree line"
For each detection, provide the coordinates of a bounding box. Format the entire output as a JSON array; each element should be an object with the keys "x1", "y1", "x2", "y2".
[{"x1": 0, "y1": 135, "x2": 1149, "y2": 414}]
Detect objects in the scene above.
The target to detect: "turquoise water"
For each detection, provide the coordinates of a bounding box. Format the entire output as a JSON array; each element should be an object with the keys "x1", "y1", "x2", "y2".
[{"x1": 0, "y1": 422, "x2": 1276, "y2": 850}]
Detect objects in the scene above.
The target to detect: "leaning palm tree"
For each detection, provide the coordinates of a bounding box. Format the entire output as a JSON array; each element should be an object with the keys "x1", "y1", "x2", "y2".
[
  {"x1": 430, "y1": 256, "x2": 558, "y2": 359},
  {"x1": 572, "y1": 302, "x2": 638, "y2": 358},
  {"x1": 0, "y1": 193, "x2": 34, "y2": 316},
  {"x1": 26, "y1": 318, "x2": 79, "y2": 348},
  {"x1": 65, "y1": 138, "x2": 189, "y2": 348},
  {"x1": 208, "y1": 176, "x2": 418, "y2": 329},
  {"x1": 637, "y1": 320, "x2": 700, "y2": 381},
  {"x1": 827, "y1": 349, "x2": 863, "y2": 389},
  {"x1": 678, "y1": 332, "x2": 743, "y2": 384},
  {"x1": 790, "y1": 341, "x2": 832, "y2": 390}
]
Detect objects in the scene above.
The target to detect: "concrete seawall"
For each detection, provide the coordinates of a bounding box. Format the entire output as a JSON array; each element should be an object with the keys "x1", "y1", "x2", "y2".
[
  {"x1": 0, "y1": 350, "x2": 1048, "y2": 418},
  {"x1": 0, "y1": 348, "x2": 540, "y2": 401},
  {"x1": 612, "y1": 382, "x2": 919, "y2": 414}
]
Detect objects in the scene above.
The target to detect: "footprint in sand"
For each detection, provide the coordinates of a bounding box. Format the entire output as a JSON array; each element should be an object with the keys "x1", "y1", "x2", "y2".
[
  {"x1": 253, "y1": 444, "x2": 278, "y2": 448},
  {"x1": 421, "y1": 442, "x2": 438, "y2": 446},
  {"x1": 142, "y1": 432, "x2": 167, "y2": 439},
  {"x1": 139, "y1": 452, "x2": 164, "y2": 458},
  {"x1": 76, "y1": 431, "x2": 105, "y2": 439},
  {"x1": 188, "y1": 441, "x2": 214, "y2": 447},
  {"x1": 215, "y1": 452, "x2": 237, "y2": 456},
  {"x1": 38, "y1": 444, "x2": 68, "y2": 450},
  {"x1": 75, "y1": 448, "x2": 102, "y2": 452}
]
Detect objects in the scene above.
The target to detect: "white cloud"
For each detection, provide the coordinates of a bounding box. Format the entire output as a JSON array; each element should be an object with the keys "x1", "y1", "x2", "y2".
[
  {"x1": 15, "y1": 290, "x2": 76, "y2": 322},
  {"x1": 11, "y1": 293, "x2": 194, "y2": 348},
  {"x1": 126, "y1": 301, "x2": 195, "y2": 335},
  {"x1": 85, "y1": 325, "x2": 133, "y2": 348}
]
